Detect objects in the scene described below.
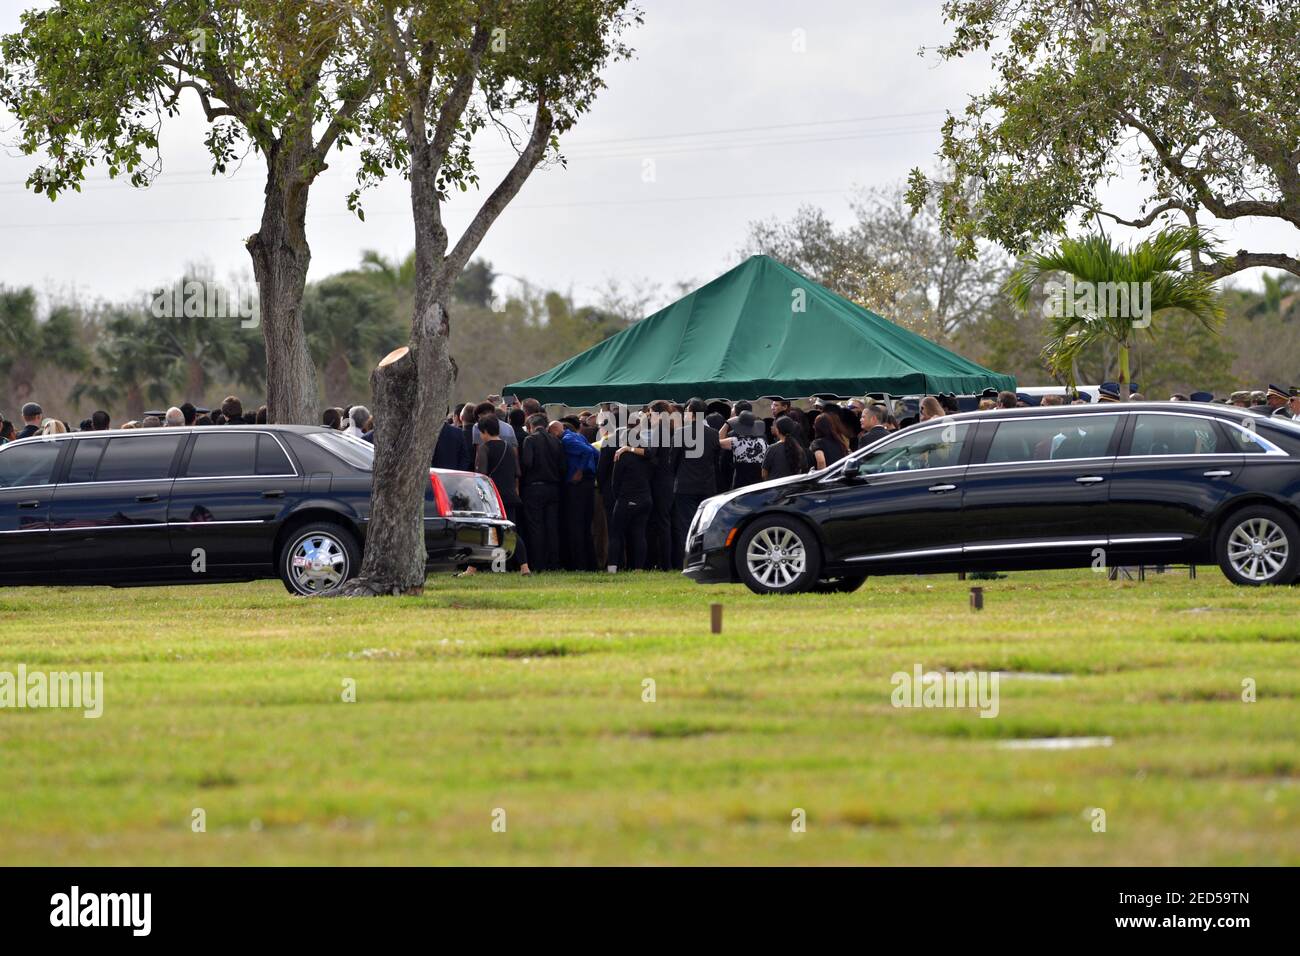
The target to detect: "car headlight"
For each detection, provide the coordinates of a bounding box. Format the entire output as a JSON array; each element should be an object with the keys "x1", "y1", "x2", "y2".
[{"x1": 692, "y1": 495, "x2": 727, "y2": 537}]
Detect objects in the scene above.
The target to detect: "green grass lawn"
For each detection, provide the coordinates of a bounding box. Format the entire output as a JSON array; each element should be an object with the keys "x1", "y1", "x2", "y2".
[{"x1": 1, "y1": 567, "x2": 1297, "y2": 865}]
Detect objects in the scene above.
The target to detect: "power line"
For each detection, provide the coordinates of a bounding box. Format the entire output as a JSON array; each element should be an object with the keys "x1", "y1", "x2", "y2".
[
  {"x1": 0, "y1": 108, "x2": 946, "y2": 188},
  {"x1": 0, "y1": 186, "x2": 857, "y2": 231}
]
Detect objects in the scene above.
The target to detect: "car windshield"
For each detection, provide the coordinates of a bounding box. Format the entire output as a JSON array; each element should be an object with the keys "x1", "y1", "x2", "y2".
[{"x1": 306, "y1": 431, "x2": 374, "y2": 470}]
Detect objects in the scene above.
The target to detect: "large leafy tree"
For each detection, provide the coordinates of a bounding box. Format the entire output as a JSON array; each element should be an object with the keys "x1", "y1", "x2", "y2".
[
  {"x1": 334, "y1": 0, "x2": 640, "y2": 596},
  {"x1": 743, "y1": 183, "x2": 1012, "y2": 342},
  {"x1": 1006, "y1": 227, "x2": 1225, "y2": 390},
  {"x1": 0, "y1": 0, "x2": 377, "y2": 423},
  {"x1": 0, "y1": 286, "x2": 89, "y2": 414},
  {"x1": 909, "y1": 1, "x2": 1300, "y2": 281}
]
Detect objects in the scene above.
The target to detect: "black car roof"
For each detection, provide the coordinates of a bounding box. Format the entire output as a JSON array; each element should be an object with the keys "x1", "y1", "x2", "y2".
[
  {"x1": 944, "y1": 401, "x2": 1280, "y2": 428},
  {"x1": 14, "y1": 424, "x2": 334, "y2": 443}
]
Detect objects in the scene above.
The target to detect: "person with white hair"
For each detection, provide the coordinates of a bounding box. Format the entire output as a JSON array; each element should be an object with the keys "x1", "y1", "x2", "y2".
[
  {"x1": 164, "y1": 406, "x2": 185, "y2": 427},
  {"x1": 342, "y1": 405, "x2": 372, "y2": 438}
]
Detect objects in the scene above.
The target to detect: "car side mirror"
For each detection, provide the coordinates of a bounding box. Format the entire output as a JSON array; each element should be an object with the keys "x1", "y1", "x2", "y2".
[{"x1": 839, "y1": 462, "x2": 869, "y2": 484}]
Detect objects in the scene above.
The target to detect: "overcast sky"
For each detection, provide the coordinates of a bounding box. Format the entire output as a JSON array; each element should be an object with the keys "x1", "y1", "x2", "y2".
[{"x1": 0, "y1": 0, "x2": 1283, "y2": 316}]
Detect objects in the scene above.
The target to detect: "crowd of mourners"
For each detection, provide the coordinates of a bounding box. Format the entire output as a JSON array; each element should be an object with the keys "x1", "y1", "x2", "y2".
[{"x1": 5, "y1": 380, "x2": 1300, "y2": 576}]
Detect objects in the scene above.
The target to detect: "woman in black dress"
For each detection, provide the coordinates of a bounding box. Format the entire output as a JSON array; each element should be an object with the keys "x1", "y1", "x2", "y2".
[
  {"x1": 762, "y1": 416, "x2": 809, "y2": 480},
  {"x1": 810, "y1": 411, "x2": 851, "y2": 470}
]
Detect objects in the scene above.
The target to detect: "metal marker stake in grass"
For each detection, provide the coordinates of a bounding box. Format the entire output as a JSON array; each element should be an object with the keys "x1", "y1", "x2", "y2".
[
  {"x1": 970, "y1": 587, "x2": 984, "y2": 611},
  {"x1": 711, "y1": 603, "x2": 722, "y2": 634}
]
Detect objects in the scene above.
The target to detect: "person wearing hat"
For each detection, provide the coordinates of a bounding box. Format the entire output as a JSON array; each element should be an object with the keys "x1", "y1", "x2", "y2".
[
  {"x1": 1229, "y1": 390, "x2": 1251, "y2": 407},
  {"x1": 1097, "y1": 383, "x2": 1122, "y2": 403},
  {"x1": 719, "y1": 409, "x2": 768, "y2": 489},
  {"x1": 1265, "y1": 384, "x2": 1291, "y2": 417},
  {"x1": 17, "y1": 402, "x2": 42, "y2": 440},
  {"x1": 1189, "y1": 391, "x2": 1214, "y2": 403}
]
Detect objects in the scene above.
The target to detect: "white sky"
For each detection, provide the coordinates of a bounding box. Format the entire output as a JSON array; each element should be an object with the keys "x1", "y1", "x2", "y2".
[{"x1": 0, "y1": 0, "x2": 1286, "y2": 315}]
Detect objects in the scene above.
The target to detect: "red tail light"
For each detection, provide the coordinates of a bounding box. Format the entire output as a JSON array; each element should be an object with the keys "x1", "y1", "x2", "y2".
[
  {"x1": 485, "y1": 477, "x2": 506, "y2": 519},
  {"x1": 428, "y1": 471, "x2": 452, "y2": 517}
]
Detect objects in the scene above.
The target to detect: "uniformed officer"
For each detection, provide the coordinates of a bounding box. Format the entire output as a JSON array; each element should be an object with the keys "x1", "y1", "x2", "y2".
[
  {"x1": 1265, "y1": 384, "x2": 1291, "y2": 417},
  {"x1": 1097, "y1": 383, "x2": 1122, "y2": 403}
]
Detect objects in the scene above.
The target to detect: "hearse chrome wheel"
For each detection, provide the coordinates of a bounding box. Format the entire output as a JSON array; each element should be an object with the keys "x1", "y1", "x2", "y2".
[
  {"x1": 736, "y1": 517, "x2": 822, "y2": 594},
  {"x1": 1226, "y1": 517, "x2": 1288, "y2": 582},
  {"x1": 1216, "y1": 506, "x2": 1300, "y2": 587},
  {"x1": 279, "y1": 523, "x2": 360, "y2": 596}
]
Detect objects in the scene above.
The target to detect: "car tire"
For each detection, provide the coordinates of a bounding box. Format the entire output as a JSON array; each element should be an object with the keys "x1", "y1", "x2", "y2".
[
  {"x1": 811, "y1": 574, "x2": 867, "y2": 594},
  {"x1": 1216, "y1": 506, "x2": 1300, "y2": 587},
  {"x1": 278, "y1": 522, "x2": 361, "y2": 596},
  {"x1": 735, "y1": 516, "x2": 822, "y2": 595}
]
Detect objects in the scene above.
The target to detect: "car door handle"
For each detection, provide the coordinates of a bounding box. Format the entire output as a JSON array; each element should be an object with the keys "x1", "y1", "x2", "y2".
[
  {"x1": 1203, "y1": 470, "x2": 1232, "y2": 478},
  {"x1": 261, "y1": 489, "x2": 285, "y2": 498},
  {"x1": 1075, "y1": 476, "x2": 1105, "y2": 484},
  {"x1": 928, "y1": 484, "x2": 957, "y2": 493},
  {"x1": 135, "y1": 493, "x2": 160, "y2": 502},
  {"x1": 16, "y1": 499, "x2": 40, "y2": 509}
]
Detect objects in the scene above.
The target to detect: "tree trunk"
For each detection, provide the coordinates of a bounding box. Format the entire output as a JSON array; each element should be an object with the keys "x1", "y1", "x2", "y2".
[
  {"x1": 185, "y1": 357, "x2": 206, "y2": 404},
  {"x1": 126, "y1": 384, "x2": 144, "y2": 422},
  {"x1": 336, "y1": 343, "x2": 450, "y2": 596},
  {"x1": 324, "y1": 352, "x2": 352, "y2": 408},
  {"x1": 246, "y1": 137, "x2": 320, "y2": 425},
  {"x1": 337, "y1": 141, "x2": 456, "y2": 597}
]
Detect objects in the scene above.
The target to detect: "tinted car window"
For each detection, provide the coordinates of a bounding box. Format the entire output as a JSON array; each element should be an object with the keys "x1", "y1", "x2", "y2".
[
  {"x1": 1129, "y1": 414, "x2": 1217, "y2": 455},
  {"x1": 851, "y1": 422, "x2": 970, "y2": 475},
  {"x1": 439, "y1": 473, "x2": 504, "y2": 517},
  {"x1": 0, "y1": 440, "x2": 62, "y2": 488},
  {"x1": 305, "y1": 431, "x2": 373, "y2": 470},
  {"x1": 66, "y1": 438, "x2": 107, "y2": 483},
  {"x1": 256, "y1": 434, "x2": 294, "y2": 474},
  {"x1": 95, "y1": 436, "x2": 183, "y2": 481},
  {"x1": 1225, "y1": 421, "x2": 1271, "y2": 454},
  {"x1": 187, "y1": 433, "x2": 256, "y2": 477},
  {"x1": 985, "y1": 414, "x2": 1120, "y2": 463}
]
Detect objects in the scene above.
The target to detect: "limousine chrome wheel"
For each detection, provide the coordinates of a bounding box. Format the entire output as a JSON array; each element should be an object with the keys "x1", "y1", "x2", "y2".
[
  {"x1": 1216, "y1": 506, "x2": 1300, "y2": 587},
  {"x1": 279, "y1": 522, "x2": 360, "y2": 596},
  {"x1": 736, "y1": 516, "x2": 822, "y2": 594}
]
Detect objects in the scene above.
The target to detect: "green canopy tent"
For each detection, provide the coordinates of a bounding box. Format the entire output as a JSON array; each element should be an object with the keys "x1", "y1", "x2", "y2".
[{"x1": 505, "y1": 255, "x2": 1015, "y2": 405}]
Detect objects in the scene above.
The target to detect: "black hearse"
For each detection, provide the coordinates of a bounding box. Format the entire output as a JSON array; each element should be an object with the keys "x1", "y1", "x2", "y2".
[
  {"x1": 685, "y1": 402, "x2": 1300, "y2": 593},
  {"x1": 0, "y1": 425, "x2": 514, "y2": 595}
]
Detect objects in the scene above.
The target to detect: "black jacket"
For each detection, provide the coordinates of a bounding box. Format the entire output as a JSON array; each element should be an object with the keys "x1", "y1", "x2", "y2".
[
  {"x1": 431, "y1": 420, "x2": 472, "y2": 471},
  {"x1": 611, "y1": 447, "x2": 656, "y2": 502},
  {"x1": 857, "y1": 425, "x2": 889, "y2": 450},
  {"x1": 520, "y1": 431, "x2": 564, "y2": 485},
  {"x1": 673, "y1": 421, "x2": 720, "y2": 496}
]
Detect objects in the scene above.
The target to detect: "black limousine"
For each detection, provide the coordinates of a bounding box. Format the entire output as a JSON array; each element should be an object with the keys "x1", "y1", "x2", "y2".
[
  {"x1": 0, "y1": 425, "x2": 515, "y2": 595},
  {"x1": 685, "y1": 402, "x2": 1300, "y2": 593}
]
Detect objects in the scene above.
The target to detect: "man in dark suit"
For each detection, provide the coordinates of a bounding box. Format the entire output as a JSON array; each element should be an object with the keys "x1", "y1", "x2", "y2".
[
  {"x1": 857, "y1": 402, "x2": 889, "y2": 450},
  {"x1": 17, "y1": 402, "x2": 42, "y2": 439},
  {"x1": 671, "y1": 398, "x2": 720, "y2": 568},
  {"x1": 431, "y1": 415, "x2": 472, "y2": 471},
  {"x1": 520, "y1": 414, "x2": 564, "y2": 571}
]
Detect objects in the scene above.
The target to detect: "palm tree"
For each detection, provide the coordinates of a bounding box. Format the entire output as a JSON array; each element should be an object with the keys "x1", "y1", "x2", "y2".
[
  {"x1": 0, "y1": 287, "x2": 90, "y2": 412},
  {"x1": 303, "y1": 272, "x2": 404, "y2": 406},
  {"x1": 1006, "y1": 226, "x2": 1224, "y2": 390},
  {"x1": 72, "y1": 311, "x2": 173, "y2": 421}
]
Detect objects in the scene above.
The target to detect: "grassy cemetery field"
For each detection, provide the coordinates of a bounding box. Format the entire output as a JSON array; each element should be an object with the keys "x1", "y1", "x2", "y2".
[{"x1": 1, "y1": 569, "x2": 1297, "y2": 865}]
